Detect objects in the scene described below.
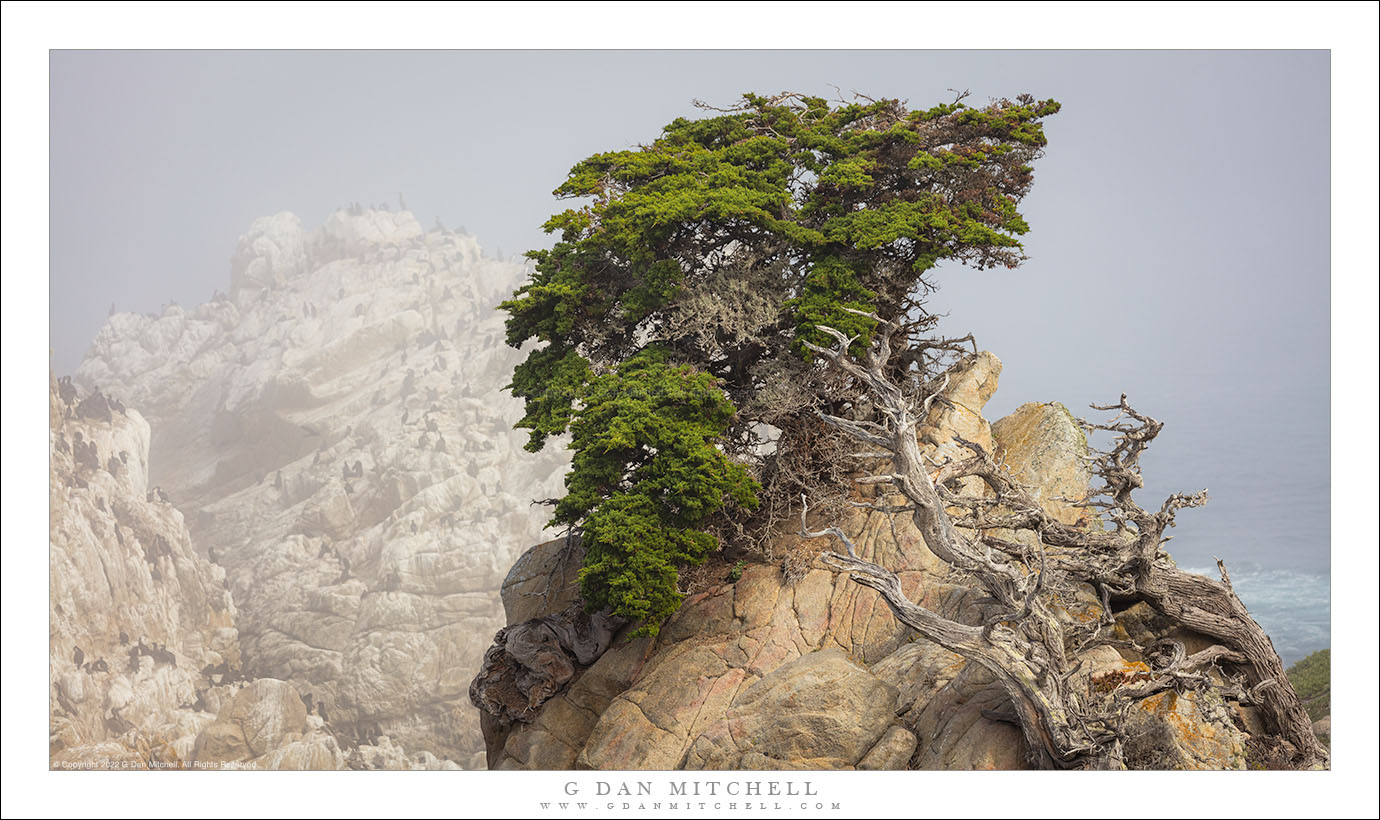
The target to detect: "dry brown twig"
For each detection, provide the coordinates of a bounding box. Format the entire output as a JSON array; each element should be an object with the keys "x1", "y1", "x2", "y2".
[{"x1": 796, "y1": 312, "x2": 1324, "y2": 770}]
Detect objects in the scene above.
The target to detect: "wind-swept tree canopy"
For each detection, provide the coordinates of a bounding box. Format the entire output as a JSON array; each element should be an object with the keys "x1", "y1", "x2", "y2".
[
  {"x1": 502, "y1": 91, "x2": 1061, "y2": 634},
  {"x1": 482, "y1": 90, "x2": 1325, "y2": 772}
]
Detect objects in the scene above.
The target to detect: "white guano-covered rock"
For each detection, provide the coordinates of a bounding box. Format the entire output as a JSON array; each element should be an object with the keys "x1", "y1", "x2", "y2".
[{"x1": 76, "y1": 208, "x2": 571, "y2": 766}]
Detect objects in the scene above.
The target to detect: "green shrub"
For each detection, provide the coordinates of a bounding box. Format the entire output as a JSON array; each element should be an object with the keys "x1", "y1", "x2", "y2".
[
  {"x1": 728, "y1": 561, "x2": 747, "y2": 583},
  {"x1": 1286, "y1": 648, "x2": 1330, "y2": 721},
  {"x1": 502, "y1": 90, "x2": 1059, "y2": 636},
  {"x1": 553, "y1": 349, "x2": 758, "y2": 637}
]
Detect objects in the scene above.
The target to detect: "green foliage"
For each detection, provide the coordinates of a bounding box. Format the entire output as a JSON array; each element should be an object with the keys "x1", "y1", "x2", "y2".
[
  {"x1": 506, "y1": 343, "x2": 590, "y2": 452},
  {"x1": 786, "y1": 255, "x2": 877, "y2": 356},
  {"x1": 503, "y1": 90, "x2": 1059, "y2": 635},
  {"x1": 1285, "y1": 648, "x2": 1330, "y2": 721},
  {"x1": 557, "y1": 349, "x2": 758, "y2": 636},
  {"x1": 728, "y1": 561, "x2": 747, "y2": 583}
]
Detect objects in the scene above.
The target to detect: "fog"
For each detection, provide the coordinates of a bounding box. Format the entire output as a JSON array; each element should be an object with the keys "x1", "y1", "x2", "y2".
[
  {"x1": 50, "y1": 50, "x2": 1328, "y2": 385},
  {"x1": 47, "y1": 50, "x2": 1331, "y2": 760},
  {"x1": 51, "y1": 50, "x2": 1330, "y2": 640}
]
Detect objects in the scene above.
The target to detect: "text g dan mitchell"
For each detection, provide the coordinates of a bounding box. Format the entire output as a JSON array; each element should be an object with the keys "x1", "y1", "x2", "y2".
[{"x1": 564, "y1": 781, "x2": 821, "y2": 797}]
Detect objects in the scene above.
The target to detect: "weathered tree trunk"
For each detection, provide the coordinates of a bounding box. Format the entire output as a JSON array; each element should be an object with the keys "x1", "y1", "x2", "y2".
[
  {"x1": 1138, "y1": 564, "x2": 1323, "y2": 764},
  {"x1": 800, "y1": 314, "x2": 1324, "y2": 770},
  {"x1": 816, "y1": 549, "x2": 1107, "y2": 768},
  {"x1": 802, "y1": 322, "x2": 1119, "y2": 768}
]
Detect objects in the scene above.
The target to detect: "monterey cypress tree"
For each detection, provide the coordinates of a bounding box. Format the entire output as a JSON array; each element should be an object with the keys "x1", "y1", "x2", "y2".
[
  {"x1": 501, "y1": 91, "x2": 1060, "y2": 635},
  {"x1": 488, "y1": 90, "x2": 1324, "y2": 773}
]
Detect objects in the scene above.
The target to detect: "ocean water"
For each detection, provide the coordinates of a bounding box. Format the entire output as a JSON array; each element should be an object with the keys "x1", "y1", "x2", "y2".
[
  {"x1": 1134, "y1": 381, "x2": 1331, "y2": 667},
  {"x1": 1180, "y1": 563, "x2": 1330, "y2": 666},
  {"x1": 974, "y1": 363, "x2": 1330, "y2": 668}
]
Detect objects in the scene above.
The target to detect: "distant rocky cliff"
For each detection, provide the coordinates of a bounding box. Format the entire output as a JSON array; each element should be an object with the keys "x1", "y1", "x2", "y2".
[
  {"x1": 64, "y1": 209, "x2": 569, "y2": 768},
  {"x1": 50, "y1": 374, "x2": 237, "y2": 765},
  {"x1": 473, "y1": 354, "x2": 1262, "y2": 770},
  {"x1": 55, "y1": 207, "x2": 1285, "y2": 771}
]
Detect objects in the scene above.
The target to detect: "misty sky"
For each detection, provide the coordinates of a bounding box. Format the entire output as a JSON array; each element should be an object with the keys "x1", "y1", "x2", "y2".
[{"x1": 49, "y1": 50, "x2": 1330, "y2": 577}]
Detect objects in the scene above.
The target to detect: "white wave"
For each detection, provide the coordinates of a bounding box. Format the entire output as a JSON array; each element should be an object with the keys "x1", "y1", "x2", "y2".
[{"x1": 1181, "y1": 564, "x2": 1329, "y2": 665}]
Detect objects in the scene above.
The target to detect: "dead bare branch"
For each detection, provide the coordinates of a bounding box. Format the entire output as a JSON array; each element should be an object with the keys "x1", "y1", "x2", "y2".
[{"x1": 793, "y1": 320, "x2": 1325, "y2": 769}]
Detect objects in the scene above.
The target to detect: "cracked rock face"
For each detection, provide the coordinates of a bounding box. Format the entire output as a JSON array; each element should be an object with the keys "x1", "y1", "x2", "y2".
[
  {"x1": 681, "y1": 649, "x2": 906, "y2": 770},
  {"x1": 477, "y1": 354, "x2": 1252, "y2": 770},
  {"x1": 50, "y1": 375, "x2": 435, "y2": 770},
  {"x1": 75, "y1": 208, "x2": 570, "y2": 767},
  {"x1": 50, "y1": 374, "x2": 238, "y2": 766}
]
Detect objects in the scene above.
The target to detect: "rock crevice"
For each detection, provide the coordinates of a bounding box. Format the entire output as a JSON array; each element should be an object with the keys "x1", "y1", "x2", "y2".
[{"x1": 476, "y1": 355, "x2": 1253, "y2": 770}]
